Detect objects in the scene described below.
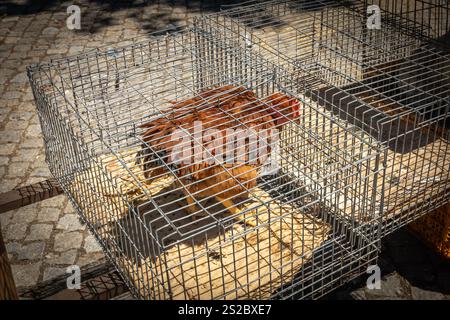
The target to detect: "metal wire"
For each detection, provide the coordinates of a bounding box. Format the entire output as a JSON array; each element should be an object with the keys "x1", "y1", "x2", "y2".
[
  {"x1": 358, "y1": 0, "x2": 450, "y2": 48},
  {"x1": 195, "y1": 0, "x2": 450, "y2": 240},
  {"x1": 28, "y1": 23, "x2": 384, "y2": 300}
]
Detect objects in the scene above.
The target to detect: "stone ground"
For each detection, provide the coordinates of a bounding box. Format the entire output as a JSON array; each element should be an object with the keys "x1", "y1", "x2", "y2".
[
  {"x1": 0, "y1": 0, "x2": 448, "y2": 299},
  {"x1": 0, "y1": 0, "x2": 230, "y2": 296},
  {"x1": 327, "y1": 229, "x2": 450, "y2": 300}
]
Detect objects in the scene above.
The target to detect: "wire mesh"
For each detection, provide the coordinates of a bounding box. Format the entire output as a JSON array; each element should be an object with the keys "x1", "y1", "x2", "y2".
[
  {"x1": 195, "y1": 0, "x2": 450, "y2": 236},
  {"x1": 356, "y1": 0, "x2": 450, "y2": 47},
  {"x1": 28, "y1": 27, "x2": 383, "y2": 300}
]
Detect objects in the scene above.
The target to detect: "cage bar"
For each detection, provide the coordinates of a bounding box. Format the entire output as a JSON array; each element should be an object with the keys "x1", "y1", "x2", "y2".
[
  {"x1": 357, "y1": 0, "x2": 450, "y2": 47},
  {"x1": 28, "y1": 27, "x2": 383, "y2": 300},
  {"x1": 195, "y1": 0, "x2": 450, "y2": 236}
]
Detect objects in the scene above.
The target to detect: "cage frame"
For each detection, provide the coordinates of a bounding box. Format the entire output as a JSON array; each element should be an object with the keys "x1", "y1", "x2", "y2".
[
  {"x1": 194, "y1": 0, "x2": 450, "y2": 236},
  {"x1": 27, "y1": 25, "x2": 385, "y2": 300}
]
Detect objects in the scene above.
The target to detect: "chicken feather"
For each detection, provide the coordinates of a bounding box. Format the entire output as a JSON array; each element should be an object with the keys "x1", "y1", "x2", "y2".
[{"x1": 138, "y1": 86, "x2": 301, "y2": 227}]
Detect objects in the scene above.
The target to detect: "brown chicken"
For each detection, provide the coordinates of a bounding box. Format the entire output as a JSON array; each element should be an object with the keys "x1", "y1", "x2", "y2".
[{"x1": 137, "y1": 85, "x2": 301, "y2": 227}]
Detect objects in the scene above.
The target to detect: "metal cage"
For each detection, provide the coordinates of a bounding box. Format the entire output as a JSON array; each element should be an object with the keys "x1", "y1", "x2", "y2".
[
  {"x1": 195, "y1": 0, "x2": 450, "y2": 236},
  {"x1": 357, "y1": 0, "x2": 450, "y2": 47},
  {"x1": 27, "y1": 28, "x2": 383, "y2": 300}
]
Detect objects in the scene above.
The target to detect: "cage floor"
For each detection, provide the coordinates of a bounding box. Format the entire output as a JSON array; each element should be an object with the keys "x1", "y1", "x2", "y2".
[
  {"x1": 118, "y1": 207, "x2": 331, "y2": 300},
  {"x1": 382, "y1": 136, "x2": 450, "y2": 217},
  {"x1": 67, "y1": 148, "x2": 332, "y2": 300},
  {"x1": 308, "y1": 87, "x2": 450, "y2": 223}
]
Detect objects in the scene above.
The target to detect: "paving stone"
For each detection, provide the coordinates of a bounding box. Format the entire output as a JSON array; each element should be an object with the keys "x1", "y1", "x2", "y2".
[
  {"x1": 0, "y1": 131, "x2": 22, "y2": 143},
  {"x1": 2, "y1": 16, "x2": 20, "y2": 23},
  {"x1": 13, "y1": 44, "x2": 32, "y2": 52},
  {"x1": 4, "y1": 223, "x2": 28, "y2": 240},
  {"x1": 33, "y1": 44, "x2": 51, "y2": 51},
  {"x1": 11, "y1": 147, "x2": 40, "y2": 162},
  {"x1": 54, "y1": 231, "x2": 83, "y2": 252},
  {"x1": 43, "y1": 267, "x2": 67, "y2": 282},
  {"x1": 0, "y1": 210, "x2": 14, "y2": 228},
  {"x1": 23, "y1": 176, "x2": 45, "y2": 185},
  {"x1": 10, "y1": 71, "x2": 28, "y2": 84},
  {"x1": 68, "y1": 45, "x2": 84, "y2": 54},
  {"x1": 363, "y1": 272, "x2": 412, "y2": 300},
  {"x1": 57, "y1": 214, "x2": 85, "y2": 232},
  {"x1": 42, "y1": 27, "x2": 59, "y2": 36},
  {"x1": 64, "y1": 201, "x2": 76, "y2": 213},
  {"x1": 3, "y1": 99, "x2": 21, "y2": 108},
  {"x1": 2, "y1": 90, "x2": 23, "y2": 100},
  {"x1": 25, "y1": 124, "x2": 42, "y2": 137},
  {"x1": 0, "y1": 110, "x2": 7, "y2": 123},
  {"x1": 30, "y1": 166, "x2": 51, "y2": 177},
  {"x1": 31, "y1": 159, "x2": 47, "y2": 169},
  {"x1": 411, "y1": 286, "x2": 446, "y2": 300},
  {"x1": 45, "y1": 249, "x2": 78, "y2": 265},
  {"x1": 83, "y1": 234, "x2": 102, "y2": 253},
  {"x1": 0, "y1": 51, "x2": 11, "y2": 60},
  {"x1": 37, "y1": 207, "x2": 61, "y2": 222},
  {"x1": 3, "y1": 34, "x2": 18, "y2": 43},
  {"x1": 17, "y1": 242, "x2": 46, "y2": 260},
  {"x1": 26, "y1": 224, "x2": 54, "y2": 241},
  {"x1": 8, "y1": 111, "x2": 33, "y2": 121},
  {"x1": 29, "y1": 114, "x2": 40, "y2": 125},
  {"x1": 27, "y1": 49, "x2": 47, "y2": 58},
  {"x1": 0, "y1": 106, "x2": 12, "y2": 122},
  {"x1": 0, "y1": 68, "x2": 15, "y2": 77},
  {"x1": 41, "y1": 195, "x2": 66, "y2": 208},
  {"x1": 10, "y1": 206, "x2": 38, "y2": 224},
  {"x1": 6, "y1": 161, "x2": 29, "y2": 178},
  {"x1": 19, "y1": 138, "x2": 43, "y2": 150},
  {"x1": 0, "y1": 143, "x2": 15, "y2": 155},
  {"x1": 4, "y1": 119, "x2": 29, "y2": 130},
  {"x1": 76, "y1": 252, "x2": 106, "y2": 268},
  {"x1": 5, "y1": 241, "x2": 21, "y2": 256},
  {"x1": 0, "y1": 178, "x2": 21, "y2": 192},
  {"x1": 11, "y1": 263, "x2": 42, "y2": 288},
  {"x1": 52, "y1": 11, "x2": 67, "y2": 20}
]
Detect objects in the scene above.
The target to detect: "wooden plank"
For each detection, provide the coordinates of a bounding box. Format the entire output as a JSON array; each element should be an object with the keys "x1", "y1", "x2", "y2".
[
  {"x1": 0, "y1": 221, "x2": 18, "y2": 300},
  {"x1": 116, "y1": 187, "x2": 331, "y2": 300},
  {"x1": 0, "y1": 178, "x2": 63, "y2": 214},
  {"x1": 0, "y1": 178, "x2": 63, "y2": 299}
]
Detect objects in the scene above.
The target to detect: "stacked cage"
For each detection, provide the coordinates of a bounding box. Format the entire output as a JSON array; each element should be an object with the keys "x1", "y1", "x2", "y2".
[
  {"x1": 195, "y1": 0, "x2": 450, "y2": 235},
  {"x1": 356, "y1": 0, "x2": 450, "y2": 46},
  {"x1": 27, "y1": 27, "x2": 383, "y2": 300}
]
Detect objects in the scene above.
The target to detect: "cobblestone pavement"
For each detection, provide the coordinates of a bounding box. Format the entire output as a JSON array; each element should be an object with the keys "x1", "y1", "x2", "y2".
[
  {"x1": 0, "y1": 0, "x2": 448, "y2": 299},
  {"x1": 0, "y1": 0, "x2": 228, "y2": 295},
  {"x1": 327, "y1": 229, "x2": 450, "y2": 300},
  {"x1": 1, "y1": 196, "x2": 106, "y2": 293}
]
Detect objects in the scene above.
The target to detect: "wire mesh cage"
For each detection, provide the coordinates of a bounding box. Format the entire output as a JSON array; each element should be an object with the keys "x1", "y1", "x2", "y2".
[
  {"x1": 195, "y1": 0, "x2": 450, "y2": 236},
  {"x1": 27, "y1": 28, "x2": 383, "y2": 300},
  {"x1": 356, "y1": 0, "x2": 450, "y2": 47}
]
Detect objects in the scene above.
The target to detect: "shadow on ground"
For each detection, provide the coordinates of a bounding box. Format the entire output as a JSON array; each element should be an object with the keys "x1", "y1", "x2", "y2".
[
  {"x1": 0, "y1": 0, "x2": 350, "y2": 35},
  {"x1": 324, "y1": 227, "x2": 450, "y2": 300}
]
